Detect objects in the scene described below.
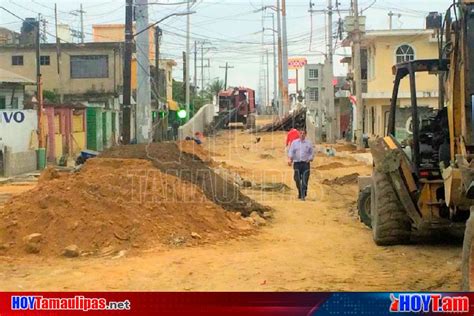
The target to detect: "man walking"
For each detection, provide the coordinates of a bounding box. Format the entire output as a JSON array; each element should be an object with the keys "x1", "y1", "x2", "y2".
[{"x1": 288, "y1": 130, "x2": 314, "y2": 201}]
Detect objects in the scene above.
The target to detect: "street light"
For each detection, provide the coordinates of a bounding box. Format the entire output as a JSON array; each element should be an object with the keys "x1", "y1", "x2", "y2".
[{"x1": 134, "y1": 11, "x2": 196, "y2": 37}]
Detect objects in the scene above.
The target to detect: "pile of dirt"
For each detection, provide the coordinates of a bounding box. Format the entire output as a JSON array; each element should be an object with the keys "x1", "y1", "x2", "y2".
[
  {"x1": 322, "y1": 173, "x2": 360, "y2": 186},
  {"x1": 101, "y1": 143, "x2": 269, "y2": 217},
  {"x1": 0, "y1": 159, "x2": 253, "y2": 257},
  {"x1": 334, "y1": 143, "x2": 357, "y2": 152},
  {"x1": 38, "y1": 167, "x2": 60, "y2": 183},
  {"x1": 178, "y1": 140, "x2": 212, "y2": 163},
  {"x1": 317, "y1": 162, "x2": 346, "y2": 171}
]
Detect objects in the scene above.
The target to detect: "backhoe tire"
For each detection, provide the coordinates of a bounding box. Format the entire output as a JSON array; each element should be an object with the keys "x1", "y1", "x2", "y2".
[
  {"x1": 357, "y1": 186, "x2": 372, "y2": 228},
  {"x1": 371, "y1": 171, "x2": 411, "y2": 246},
  {"x1": 462, "y1": 209, "x2": 474, "y2": 290}
]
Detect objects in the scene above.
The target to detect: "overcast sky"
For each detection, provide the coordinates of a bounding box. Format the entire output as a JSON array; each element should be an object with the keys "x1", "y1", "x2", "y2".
[{"x1": 1, "y1": 0, "x2": 451, "y2": 97}]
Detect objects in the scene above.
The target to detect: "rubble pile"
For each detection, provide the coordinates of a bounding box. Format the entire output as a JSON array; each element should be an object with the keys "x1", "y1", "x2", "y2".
[
  {"x1": 0, "y1": 158, "x2": 254, "y2": 257},
  {"x1": 258, "y1": 107, "x2": 306, "y2": 132}
]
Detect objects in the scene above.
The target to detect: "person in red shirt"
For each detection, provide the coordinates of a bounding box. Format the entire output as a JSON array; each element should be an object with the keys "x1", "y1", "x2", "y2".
[{"x1": 286, "y1": 128, "x2": 300, "y2": 147}]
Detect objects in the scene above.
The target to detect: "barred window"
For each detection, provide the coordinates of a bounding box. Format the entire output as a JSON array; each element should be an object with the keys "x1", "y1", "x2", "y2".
[
  {"x1": 40, "y1": 56, "x2": 50, "y2": 66},
  {"x1": 308, "y1": 69, "x2": 319, "y2": 80},
  {"x1": 70, "y1": 55, "x2": 108, "y2": 78},
  {"x1": 308, "y1": 88, "x2": 319, "y2": 101},
  {"x1": 12, "y1": 55, "x2": 23, "y2": 66}
]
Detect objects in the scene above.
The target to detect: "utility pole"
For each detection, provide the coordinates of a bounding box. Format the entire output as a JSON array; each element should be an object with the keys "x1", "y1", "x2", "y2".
[
  {"x1": 326, "y1": 0, "x2": 336, "y2": 143},
  {"x1": 309, "y1": 1, "x2": 350, "y2": 142},
  {"x1": 185, "y1": 0, "x2": 191, "y2": 121},
  {"x1": 353, "y1": 0, "x2": 364, "y2": 148},
  {"x1": 201, "y1": 43, "x2": 204, "y2": 91},
  {"x1": 54, "y1": 3, "x2": 63, "y2": 103},
  {"x1": 276, "y1": 0, "x2": 283, "y2": 117},
  {"x1": 183, "y1": 51, "x2": 187, "y2": 95},
  {"x1": 271, "y1": 13, "x2": 277, "y2": 111},
  {"x1": 197, "y1": 41, "x2": 214, "y2": 91},
  {"x1": 79, "y1": 4, "x2": 85, "y2": 43},
  {"x1": 155, "y1": 26, "x2": 162, "y2": 98},
  {"x1": 194, "y1": 41, "x2": 197, "y2": 95},
  {"x1": 40, "y1": 18, "x2": 47, "y2": 43},
  {"x1": 388, "y1": 11, "x2": 394, "y2": 30},
  {"x1": 281, "y1": 0, "x2": 289, "y2": 114},
  {"x1": 258, "y1": 3, "x2": 267, "y2": 110},
  {"x1": 135, "y1": 0, "x2": 152, "y2": 144},
  {"x1": 266, "y1": 49, "x2": 270, "y2": 110},
  {"x1": 219, "y1": 62, "x2": 234, "y2": 90},
  {"x1": 36, "y1": 14, "x2": 45, "y2": 168},
  {"x1": 123, "y1": 0, "x2": 133, "y2": 144}
]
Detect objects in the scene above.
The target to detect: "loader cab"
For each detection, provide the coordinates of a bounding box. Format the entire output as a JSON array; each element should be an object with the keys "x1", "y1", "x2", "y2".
[{"x1": 386, "y1": 59, "x2": 450, "y2": 180}]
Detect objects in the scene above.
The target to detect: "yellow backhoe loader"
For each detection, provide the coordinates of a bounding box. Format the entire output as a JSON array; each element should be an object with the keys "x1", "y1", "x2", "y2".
[{"x1": 357, "y1": 0, "x2": 474, "y2": 289}]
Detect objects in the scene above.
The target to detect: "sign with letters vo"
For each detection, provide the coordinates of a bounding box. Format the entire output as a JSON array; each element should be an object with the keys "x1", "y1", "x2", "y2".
[{"x1": 0, "y1": 111, "x2": 26, "y2": 124}]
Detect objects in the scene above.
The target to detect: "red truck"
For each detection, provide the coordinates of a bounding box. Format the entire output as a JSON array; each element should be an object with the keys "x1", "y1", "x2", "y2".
[{"x1": 215, "y1": 87, "x2": 256, "y2": 129}]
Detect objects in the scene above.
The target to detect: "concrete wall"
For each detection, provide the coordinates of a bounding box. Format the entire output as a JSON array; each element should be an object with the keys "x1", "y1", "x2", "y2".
[
  {"x1": 3, "y1": 147, "x2": 37, "y2": 177},
  {"x1": 178, "y1": 104, "x2": 215, "y2": 140},
  {"x1": 0, "y1": 110, "x2": 38, "y2": 176}
]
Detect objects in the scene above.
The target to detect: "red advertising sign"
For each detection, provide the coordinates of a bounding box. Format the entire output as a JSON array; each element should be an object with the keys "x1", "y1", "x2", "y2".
[{"x1": 288, "y1": 57, "x2": 307, "y2": 70}]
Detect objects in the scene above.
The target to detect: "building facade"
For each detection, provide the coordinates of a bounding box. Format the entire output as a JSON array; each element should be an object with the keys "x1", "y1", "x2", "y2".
[
  {"x1": 304, "y1": 63, "x2": 324, "y2": 112},
  {"x1": 92, "y1": 24, "x2": 176, "y2": 104},
  {"x1": 344, "y1": 29, "x2": 440, "y2": 138},
  {"x1": 0, "y1": 42, "x2": 124, "y2": 100}
]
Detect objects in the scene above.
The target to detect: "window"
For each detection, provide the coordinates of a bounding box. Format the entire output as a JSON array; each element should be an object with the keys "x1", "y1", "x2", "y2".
[
  {"x1": 12, "y1": 55, "x2": 23, "y2": 66},
  {"x1": 368, "y1": 48, "x2": 375, "y2": 81},
  {"x1": 70, "y1": 55, "x2": 108, "y2": 78},
  {"x1": 40, "y1": 55, "x2": 50, "y2": 66},
  {"x1": 396, "y1": 44, "x2": 415, "y2": 64},
  {"x1": 308, "y1": 88, "x2": 319, "y2": 101},
  {"x1": 308, "y1": 69, "x2": 319, "y2": 80}
]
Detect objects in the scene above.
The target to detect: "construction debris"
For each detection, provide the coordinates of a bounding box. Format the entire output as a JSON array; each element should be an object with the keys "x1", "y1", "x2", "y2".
[{"x1": 257, "y1": 107, "x2": 306, "y2": 132}]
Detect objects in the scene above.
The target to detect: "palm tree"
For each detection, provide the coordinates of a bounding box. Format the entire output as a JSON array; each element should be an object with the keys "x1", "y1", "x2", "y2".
[{"x1": 208, "y1": 79, "x2": 225, "y2": 105}]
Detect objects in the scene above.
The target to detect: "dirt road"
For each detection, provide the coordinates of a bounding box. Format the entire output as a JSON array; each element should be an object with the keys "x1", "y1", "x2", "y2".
[{"x1": 0, "y1": 131, "x2": 462, "y2": 291}]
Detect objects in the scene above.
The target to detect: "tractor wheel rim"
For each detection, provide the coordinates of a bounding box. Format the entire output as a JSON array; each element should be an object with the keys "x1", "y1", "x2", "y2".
[{"x1": 365, "y1": 197, "x2": 371, "y2": 216}]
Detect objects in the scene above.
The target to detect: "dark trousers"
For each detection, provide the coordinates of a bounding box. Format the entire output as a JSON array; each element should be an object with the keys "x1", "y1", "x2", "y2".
[{"x1": 293, "y1": 161, "x2": 310, "y2": 198}]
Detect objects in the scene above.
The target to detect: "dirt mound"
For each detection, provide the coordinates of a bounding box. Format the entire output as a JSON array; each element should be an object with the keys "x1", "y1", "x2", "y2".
[
  {"x1": 0, "y1": 159, "x2": 253, "y2": 257},
  {"x1": 178, "y1": 140, "x2": 212, "y2": 162},
  {"x1": 38, "y1": 167, "x2": 60, "y2": 183},
  {"x1": 101, "y1": 143, "x2": 269, "y2": 216},
  {"x1": 334, "y1": 143, "x2": 357, "y2": 152},
  {"x1": 317, "y1": 162, "x2": 346, "y2": 171},
  {"x1": 322, "y1": 173, "x2": 360, "y2": 186}
]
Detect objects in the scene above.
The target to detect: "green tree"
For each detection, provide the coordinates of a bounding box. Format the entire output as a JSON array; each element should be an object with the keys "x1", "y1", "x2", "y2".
[
  {"x1": 43, "y1": 90, "x2": 59, "y2": 103},
  {"x1": 208, "y1": 79, "x2": 225, "y2": 104},
  {"x1": 172, "y1": 79, "x2": 185, "y2": 104}
]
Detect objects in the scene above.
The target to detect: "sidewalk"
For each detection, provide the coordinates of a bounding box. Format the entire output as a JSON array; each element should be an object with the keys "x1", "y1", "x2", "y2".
[{"x1": 0, "y1": 171, "x2": 41, "y2": 184}]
